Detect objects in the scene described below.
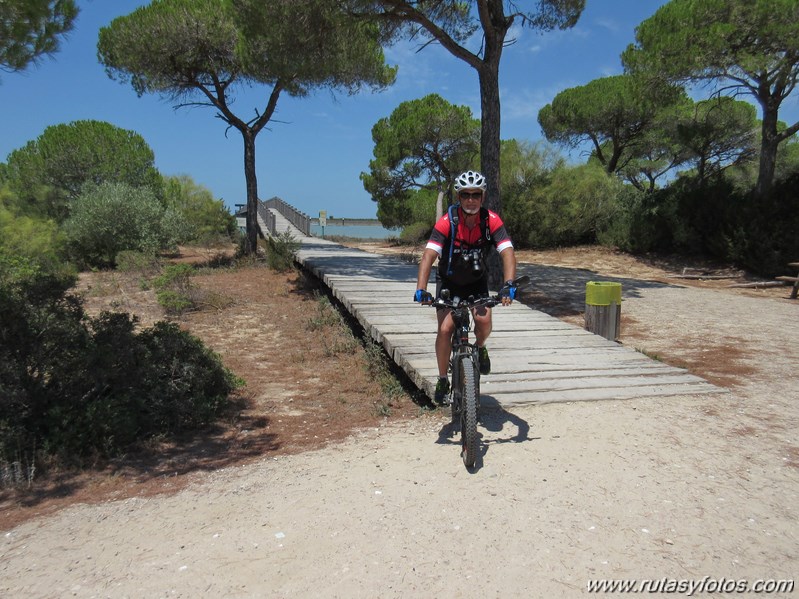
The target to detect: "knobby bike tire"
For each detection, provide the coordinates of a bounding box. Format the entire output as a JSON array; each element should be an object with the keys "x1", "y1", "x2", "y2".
[
  {"x1": 458, "y1": 355, "x2": 479, "y2": 468},
  {"x1": 450, "y1": 355, "x2": 461, "y2": 427}
]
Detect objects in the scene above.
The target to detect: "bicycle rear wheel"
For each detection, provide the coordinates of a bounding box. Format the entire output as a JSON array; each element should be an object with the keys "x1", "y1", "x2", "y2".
[{"x1": 457, "y1": 355, "x2": 479, "y2": 468}]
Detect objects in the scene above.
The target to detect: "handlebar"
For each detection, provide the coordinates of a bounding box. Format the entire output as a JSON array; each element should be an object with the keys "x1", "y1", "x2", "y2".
[
  {"x1": 420, "y1": 275, "x2": 530, "y2": 309},
  {"x1": 426, "y1": 294, "x2": 501, "y2": 310}
]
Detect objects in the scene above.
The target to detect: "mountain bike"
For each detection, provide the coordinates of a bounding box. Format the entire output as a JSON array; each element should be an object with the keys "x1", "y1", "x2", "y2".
[{"x1": 427, "y1": 275, "x2": 529, "y2": 468}]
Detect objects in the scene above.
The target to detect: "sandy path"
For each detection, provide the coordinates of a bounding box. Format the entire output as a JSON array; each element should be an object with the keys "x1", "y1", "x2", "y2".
[{"x1": 2, "y1": 283, "x2": 797, "y2": 597}]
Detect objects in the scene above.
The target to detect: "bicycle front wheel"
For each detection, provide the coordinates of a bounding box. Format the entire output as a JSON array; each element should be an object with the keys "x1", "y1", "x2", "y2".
[{"x1": 457, "y1": 354, "x2": 479, "y2": 468}]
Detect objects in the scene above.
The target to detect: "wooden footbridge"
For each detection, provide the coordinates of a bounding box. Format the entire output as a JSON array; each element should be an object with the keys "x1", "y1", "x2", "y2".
[{"x1": 258, "y1": 200, "x2": 723, "y2": 406}]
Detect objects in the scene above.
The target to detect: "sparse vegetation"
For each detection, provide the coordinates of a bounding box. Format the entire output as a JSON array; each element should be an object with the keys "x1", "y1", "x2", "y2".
[
  {"x1": 152, "y1": 263, "x2": 196, "y2": 315},
  {"x1": 266, "y1": 230, "x2": 300, "y2": 272},
  {"x1": 364, "y1": 339, "x2": 406, "y2": 403},
  {"x1": 0, "y1": 250, "x2": 243, "y2": 468}
]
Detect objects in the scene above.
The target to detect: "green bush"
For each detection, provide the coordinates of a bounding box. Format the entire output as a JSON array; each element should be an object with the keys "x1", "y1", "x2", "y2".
[
  {"x1": 40, "y1": 314, "x2": 241, "y2": 456},
  {"x1": 0, "y1": 197, "x2": 68, "y2": 274},
  {"x1": 63, "y1": 182, "x2": 166, "y2": 267},
  {"x1": 375, "y1": 187, "x2": 438, "y2": 230},
  {"x1": 128, "y1": 319, "x2": 241, "y2": 432},
  {"x1": 596, "y1": 170, "x2": 799, "y2": 276},
  {"x1": 158, "y1": 206, "x2": 194, "y2": 250},
  {"x1": 163, "y1": 175, "x2": 237, "y2": 243},
  {"x1": 506, "y1": 162, "x2": 624, "y2": 248},
  {"x1": 596, "y1": 185, "x2": 677, "y2": 253},
  {"x1": 0, "y1": 253, "x2": 241, "y2": 460},
  {"x1": 152, "y1": 263, "x2": 196, "y2": 315},
  {"x1": 399, "y1": 221, "x2": 431, "y2": 244},
  {"x1": 538, "y1": 163, "x2": 624, "y2": 246},
  {"x1": 266, "y1": 230, "x2": 300, "y2": 271},
  {"x1": 679, "y1": 173, "x2": 799, "y2": 276}
]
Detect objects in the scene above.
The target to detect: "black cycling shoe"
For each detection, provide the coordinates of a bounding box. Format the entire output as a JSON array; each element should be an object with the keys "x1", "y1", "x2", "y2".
[
  {"x1": 478, "y1": 346, "x2": 491, "y2": 376},
  {"x1": 433, "y1": 378, "x2": 450, "y2": 405}
]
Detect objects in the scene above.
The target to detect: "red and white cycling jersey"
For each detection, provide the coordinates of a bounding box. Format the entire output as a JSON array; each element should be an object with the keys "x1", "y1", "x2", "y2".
[{"x1": 426, "y1": 206, "x2": 513, "y2": 286}]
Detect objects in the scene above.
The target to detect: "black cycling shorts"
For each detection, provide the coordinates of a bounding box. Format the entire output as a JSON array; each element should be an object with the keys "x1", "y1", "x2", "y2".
[{"x1": 435, "y1": 278, "x2": 489, "y2": 308}]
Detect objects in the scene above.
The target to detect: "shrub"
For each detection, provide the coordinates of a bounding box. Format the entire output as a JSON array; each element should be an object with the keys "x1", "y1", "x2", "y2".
[
  {"x1": 266, "y1": 230, "x2": 299, "y2": 271},
  {"x1": 399, "y1": 221, "x2": 431, "y2": 244},
  {"x1": 115, "y1": 250, "x2": 160, "y2": 274},
  {"x1": 0, "y1": 255, "x2": 241, "y2": 460},
  {"x1": 152, "y1": 263, "x2": 196, "y2": 315},
  {"x1": 508, "y1": 162, "x2": 624, "y2": 248},
  {"x1": 697, "y1": 173, "x2": 799, "y2": 276},
  {"x1": 158, "y1": 206, "x2": 194, "y2": 250},
  {"x1": 0, "y1": 201, "x2": 67, "y2": 273},
  {"x1": 163, "y1": 175, "x2": 237, "y2": 243},
  {"x1": 63, "y1": 182, "x2": 165, "y2": 267},
  {"x1": 596, "y1": 185, "x2": 676, "y2": 253},
  {"x1": 130, "y1": 320, "x2": 242, "y2": 432}
]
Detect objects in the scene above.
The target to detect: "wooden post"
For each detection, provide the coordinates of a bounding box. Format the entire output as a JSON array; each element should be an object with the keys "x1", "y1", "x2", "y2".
[{"x1": 585, "y1": 281, "x2": 622, "y2": 341}]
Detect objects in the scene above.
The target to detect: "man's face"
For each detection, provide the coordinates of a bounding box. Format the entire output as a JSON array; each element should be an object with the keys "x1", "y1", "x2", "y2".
[{"x1": 459, "y1": 190, "x2": 483, "y2": 215}]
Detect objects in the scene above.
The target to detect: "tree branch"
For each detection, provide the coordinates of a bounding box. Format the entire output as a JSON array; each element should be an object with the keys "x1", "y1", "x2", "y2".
[{"x1": 374, "y1": 0, "x2": 483, "y2": 70}]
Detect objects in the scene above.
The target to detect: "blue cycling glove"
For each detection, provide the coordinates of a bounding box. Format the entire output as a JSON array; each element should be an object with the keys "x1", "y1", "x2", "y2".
[
  {"x1": 414, "y1": 289, "x2": 434, "y2": 303},
  {"x1": 499, "y1": 281, "x2": 517, "y2": 301}
]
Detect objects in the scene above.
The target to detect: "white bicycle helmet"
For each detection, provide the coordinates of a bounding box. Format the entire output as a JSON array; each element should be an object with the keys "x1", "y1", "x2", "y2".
[{"x1": 454, "y1": 170, "x2": 486, "y2": 192}]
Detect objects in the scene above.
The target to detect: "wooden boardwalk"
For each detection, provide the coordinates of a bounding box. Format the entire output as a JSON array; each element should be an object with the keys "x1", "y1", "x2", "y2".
[{"x1": 261, "y1": 207, "x2": 724, "y2": 406}]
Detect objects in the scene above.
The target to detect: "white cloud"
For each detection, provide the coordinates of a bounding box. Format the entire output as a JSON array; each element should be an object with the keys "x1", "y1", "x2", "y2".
[
  {"x1": 594, "y1": 17, "x2": 621, "y2": 33},
  {"x1": 501, "y1": 81, "x2": 576, "y2": 122}
]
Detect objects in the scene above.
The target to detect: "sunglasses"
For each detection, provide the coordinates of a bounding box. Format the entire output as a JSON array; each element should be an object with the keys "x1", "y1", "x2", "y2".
[{"x1": 459, "y1": 191, "x2": 483, "y2": 199}]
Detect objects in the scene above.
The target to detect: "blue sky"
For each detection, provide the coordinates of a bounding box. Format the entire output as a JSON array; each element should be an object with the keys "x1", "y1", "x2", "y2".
[{"x1": 2, "y1": 0, "x2": 784, "y2": 219}]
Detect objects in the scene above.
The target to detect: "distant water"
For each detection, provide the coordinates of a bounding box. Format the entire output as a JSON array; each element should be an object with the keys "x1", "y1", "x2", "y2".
[{"x1": 310, "y1": 224, "x2": 397, "y2": 239}]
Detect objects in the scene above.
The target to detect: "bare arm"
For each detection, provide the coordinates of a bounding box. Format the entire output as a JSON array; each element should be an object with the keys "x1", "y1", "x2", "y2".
[
  {"x1": 416, "y1": 248, "x2": 439, "y2": 290},
  {"x1": 500, "y1": 247, "x2": 516, "y2": 283}
]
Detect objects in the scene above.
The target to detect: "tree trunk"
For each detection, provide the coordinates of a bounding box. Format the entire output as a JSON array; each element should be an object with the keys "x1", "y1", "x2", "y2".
[
  {"x1": 756, "y1": 99, "x2": 779, "y2": 198},
  {"x1": 242, "y1": 130, "x2": 259, "y2": 255},
  {"x1": 606, "y1": 143, "x2": 624, "y2": 174},
  {"x1": 478, "y1": 14, "x2": 506, "y2": 291},
  {"x1": 478, "y1": 67, "x2": 504, "y2": 290},
  {"x1": 697, "y1": 153, "x2": 707, "y2": 189},
  {"x1": 479, "y1": 66, "x2": 502, "y2": 215}
]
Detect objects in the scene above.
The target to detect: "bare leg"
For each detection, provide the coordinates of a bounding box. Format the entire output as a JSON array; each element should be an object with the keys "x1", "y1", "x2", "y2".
[
  {"x1": 473, "y1": 306, "x2": 492, "y2": 348},
  {"x1": 436, "y1": 310, "x2": 455, "y2": 377}
]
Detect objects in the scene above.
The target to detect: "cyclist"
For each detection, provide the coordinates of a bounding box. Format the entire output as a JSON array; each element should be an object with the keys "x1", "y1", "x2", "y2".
[{"x1": 413, "y1": 170, "x2": 518, "y2": 405}]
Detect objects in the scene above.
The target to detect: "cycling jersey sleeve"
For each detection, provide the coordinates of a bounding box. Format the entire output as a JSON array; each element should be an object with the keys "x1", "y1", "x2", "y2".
[
  {"x1": 487, "y1": 211, "x2": 513, "y2": 253},
  {"x1": 425, "y1": 214, "x2": 451, "y2": 256}
]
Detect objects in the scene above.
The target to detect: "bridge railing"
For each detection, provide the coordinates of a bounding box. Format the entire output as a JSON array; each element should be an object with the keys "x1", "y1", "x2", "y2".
[
  {"x1": 256, "y1": 201, "x2": 276, "y2": 236},
  {"x1": 262, "y1": 196, "x2": 311, "y2": 236}
]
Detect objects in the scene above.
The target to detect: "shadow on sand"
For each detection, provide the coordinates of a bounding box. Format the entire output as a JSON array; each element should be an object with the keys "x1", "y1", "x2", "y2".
[{"x1": 434, "y1": 395, "x2": 540, "y2": 472}]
